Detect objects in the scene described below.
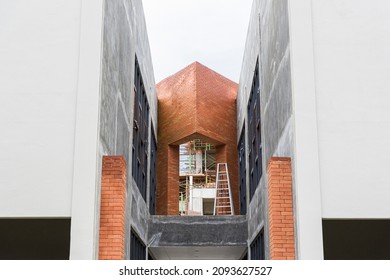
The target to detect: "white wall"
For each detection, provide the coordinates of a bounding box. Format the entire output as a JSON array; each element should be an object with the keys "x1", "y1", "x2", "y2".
[
  {"x1": 0, "y1": 0, "x2": 81, "y2": 217},
  {"x1": 189, "y1": 188, "x2": 216, "y2": 214},
  {"x1": 312, "y1": 0, "x2": 390, "y2": 218},
  {"x1": 288, "y1": 0, "x2": 324, "y2": 260}
]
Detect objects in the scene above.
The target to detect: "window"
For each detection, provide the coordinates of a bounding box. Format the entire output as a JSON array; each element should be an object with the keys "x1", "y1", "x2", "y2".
[
  {"x1": 323, "y1": 219, "x2": 390, "y2": 260},
  {"x1": 238, "y1": 126, "x2": 247, "y2": 215},
  {"x1": 247, "y1": 60, "x2": 262, "y2": 200},
  {"x1": 250, "y1": 229, "x2": 265, "y2": 260},
  {"x1": 132, "y1": 57, "x2": 150, "y2": 201},
  {"x1": 148, "y1": 252, "x2": 155, "y2": 260},
  {"x1": 0, "y1": 219, "x2": 70, "y2": 260},
  {"x1": 240, "y1": 251, "x2": 248, "y2": 260},
  {"x1": 130, "y1": 229, "x2": 146, "y2": 260},
  {"x1": 149, "y1": 124, "x2": 157, "y2": 215}
]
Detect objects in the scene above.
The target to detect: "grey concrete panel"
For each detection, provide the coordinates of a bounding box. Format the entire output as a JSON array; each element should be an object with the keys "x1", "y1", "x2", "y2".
[
  {"x1": 263, "y1": 49, "x2": 292, "y2": 165},
  {"x1": 260, "y1": 0, "x2": 290, "y2": 103},
  {"x1": 98, "y1": 0, "x2": 157, "y2": 258},
  {"x1": 238, "y1": 0, "x2": 294, "y2": 259},
  {"x1": 149, "y1": 216, "x2": 248, "y2": 247},
  {"x1": 115, "y1": 101, "x2": 130, "y2": 165}
]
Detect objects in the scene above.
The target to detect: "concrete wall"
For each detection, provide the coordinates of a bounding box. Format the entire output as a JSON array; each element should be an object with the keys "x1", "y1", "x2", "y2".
[
  {"x1": 0, "y1": 1, "x2": 81, "y2": 217},
  {"x1": 98, "y1": 0, "x2": 157, "y2": 259},
  {"x1": 311, "y1": 0, "x2": 390, "y2": 218},
  {"x1": 149, "y1": 216, "x2": 247, "y2": 247},
  {"x1": 238, "y1": 0, "x2": 293, "y2": 259}
]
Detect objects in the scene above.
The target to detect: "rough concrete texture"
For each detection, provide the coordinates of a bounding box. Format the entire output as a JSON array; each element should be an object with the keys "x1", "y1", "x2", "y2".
[
  {"x1": 156, "y1": 62, "x2": 239, "y2": 215},
  {"x1": 98, "y1": 0, "x2": 157, "y2": 258},
  {"x1": 237, "y1": 0, "x2": 294, "y2": 259},
  {"x1": 148, "y1": 216, "x2": 247, "y2": 247}
]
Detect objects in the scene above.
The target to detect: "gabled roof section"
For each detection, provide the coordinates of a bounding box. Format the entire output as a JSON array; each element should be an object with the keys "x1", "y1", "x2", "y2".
[
  {"x1": 157, "y1": 61, "x2": 237, "y2": 100},
  {"x1": 157, "y1": 61, "x2": 238, "y2": 145}
]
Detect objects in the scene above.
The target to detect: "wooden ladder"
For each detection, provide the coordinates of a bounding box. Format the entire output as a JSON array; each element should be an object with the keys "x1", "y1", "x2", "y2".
[{"x1": 213, "y1": 163, "x2": 234, "y2": 215}]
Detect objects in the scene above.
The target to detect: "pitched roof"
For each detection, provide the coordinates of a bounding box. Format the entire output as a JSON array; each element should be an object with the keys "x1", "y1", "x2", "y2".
[{"x1": 157, "y1": 61, "x2": 238, "y2": 145}]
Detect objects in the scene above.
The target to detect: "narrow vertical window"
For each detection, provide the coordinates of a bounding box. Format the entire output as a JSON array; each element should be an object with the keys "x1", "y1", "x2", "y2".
[
  {"x1": 238, "y1": 125, "x2": 246, "y2": 215},
  {"x1": 132, "y1": 56, "x2": 150, "y2": 201},
  {"x1": 247, "y1": 59, "x2": 262, "y2": 200},
  {"x1": 250, "y1": 229, "x2": 265, "y2": 260},
  {"x1": 130, "y1": 229, "x2": 146, "y2": 260},
  {"x1": 149, "y1": 124, "x2": 157, "y2": 215}
]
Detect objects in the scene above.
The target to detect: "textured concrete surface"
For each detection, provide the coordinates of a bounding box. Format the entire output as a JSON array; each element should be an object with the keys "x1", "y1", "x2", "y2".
[
  {"x1": 237, "y1": 0, "x2": 294, "y2": 259},
  {"x1": 148, "y1": 216, "x2": 247, "y2": 247},
  {"x1": 98, "y1": 0, "x2": 157, "y2": 258}
]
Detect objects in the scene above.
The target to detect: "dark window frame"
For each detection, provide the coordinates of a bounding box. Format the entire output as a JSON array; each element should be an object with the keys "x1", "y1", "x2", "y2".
[
  {"x1": 149, "y1": 124, "x2": 157, "y2": 215},
  {"x1": 250, "y1": 229, "x2": 265, "y2": 260},
  {"x1": 248, "y1": 59, "x2": 262, "y2": 200},
  {"x1": 132, "y1": 56, "x2": 150, "y2": 201},
  {"x1": 130, "y1": 228, "x2": 146, "y2": 260},
  {"x1": 238, "y1": 125, "x2": 247, "y2": 215}
]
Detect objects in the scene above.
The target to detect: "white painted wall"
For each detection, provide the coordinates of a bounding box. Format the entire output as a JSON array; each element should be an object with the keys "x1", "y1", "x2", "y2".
[
  {"x1": 189, "y1": 188, "x2": 216, "y2": 214},
  {"x1": 312, "y1": 0, "x2": 390, "y2": 218},
  {"x1": 288, "y1": 0, "x2": 324, "y2": 260},
  {"x1": 0, "y1": 0, "x2": 81, "y2": 217},
  {"x1": 69, "y1": 0, "x2": 104, "y2": 259}
]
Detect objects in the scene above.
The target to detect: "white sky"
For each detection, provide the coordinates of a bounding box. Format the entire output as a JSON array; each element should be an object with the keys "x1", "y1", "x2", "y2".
[{"x1": 142, "y1": 0, "x2": 253, "y2": 83}]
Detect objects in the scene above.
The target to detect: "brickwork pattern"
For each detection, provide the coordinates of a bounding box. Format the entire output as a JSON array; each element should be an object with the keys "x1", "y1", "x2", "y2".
[
  {"x1": 156, "y1": 62, "x2": 239, "y2": 215},
  {"x1": 99, "y1": 156, "x2": 126, "y2": 260},
  {"x1": 268, "y1": 157, "x2": 295, "y2": 260}
]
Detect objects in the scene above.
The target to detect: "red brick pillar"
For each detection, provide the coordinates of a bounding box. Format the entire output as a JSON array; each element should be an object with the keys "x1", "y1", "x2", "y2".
[
  {"x1": 167, "y1": 145, "x2": 179, "y2": 215},
  {"x1": 99, "y1": 156, "x2": 126, "y2": 260},
  {"x1": 268, "y1": 157, "x2": 295, "y2": 260}
]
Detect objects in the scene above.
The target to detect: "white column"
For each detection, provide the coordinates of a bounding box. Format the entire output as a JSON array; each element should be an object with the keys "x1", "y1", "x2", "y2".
[
  {"x1": 288, "y1": 0, "x2": 324, "y2": 259},
  {"x1": 70, "y1": 0, "x2": 104, "y2": 259}
]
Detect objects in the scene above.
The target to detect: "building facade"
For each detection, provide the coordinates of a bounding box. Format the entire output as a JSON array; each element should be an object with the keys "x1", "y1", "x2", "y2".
[{"x1": 1, "y1": 0, "x2": 390, "y2": 260}]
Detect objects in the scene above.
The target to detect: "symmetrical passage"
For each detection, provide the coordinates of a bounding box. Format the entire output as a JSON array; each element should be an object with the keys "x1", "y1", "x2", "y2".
[
  {"x1": 268, "y1": 157, "x2": 295, "y2": 260},
  {"x1": 99, "y1": 156, "x2": 127, "y2": 260}
]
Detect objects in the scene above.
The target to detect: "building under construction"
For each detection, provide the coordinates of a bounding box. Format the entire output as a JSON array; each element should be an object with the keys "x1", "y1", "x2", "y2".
[
  {"x1": 1, "y1": 0, "x2": 390, "y2": 261},
  {"x1": 156, "y1": 62, "x2": 239, "y2": 217}
]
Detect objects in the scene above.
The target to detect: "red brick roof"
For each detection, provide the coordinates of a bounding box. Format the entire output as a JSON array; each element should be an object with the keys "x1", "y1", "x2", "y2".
[{"x1": 157, "y1": 61, "x2": 238, "y2": 145}]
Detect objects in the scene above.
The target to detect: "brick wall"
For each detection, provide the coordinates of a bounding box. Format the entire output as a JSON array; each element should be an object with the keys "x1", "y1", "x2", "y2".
[
  {"x1": 167, "y1": 145, "x2": 179, "y2": 215},
  {"x1": 99, "y1": 156, "x2": 126, "y2": 260},
  {"x1": 268, "y1": 157, "x2": 295, "y2": 260},
  {"x1": 156, "y1": 62, "x2": 239, "y2": 215}
]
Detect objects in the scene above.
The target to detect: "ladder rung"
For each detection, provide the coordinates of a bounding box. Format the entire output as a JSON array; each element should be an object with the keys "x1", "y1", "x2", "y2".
[{"x1": 214, "y1": 163, "x2": 233, "y2": 215}]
